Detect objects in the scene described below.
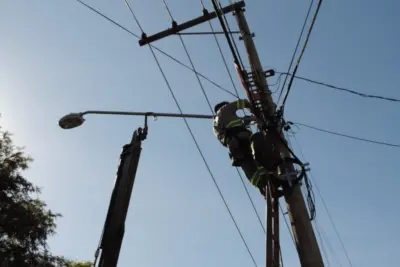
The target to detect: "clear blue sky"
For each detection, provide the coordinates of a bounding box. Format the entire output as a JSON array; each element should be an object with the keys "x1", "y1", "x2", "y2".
[{"x1": 1, "y1": 0, "x2": 399, "y2": 266}]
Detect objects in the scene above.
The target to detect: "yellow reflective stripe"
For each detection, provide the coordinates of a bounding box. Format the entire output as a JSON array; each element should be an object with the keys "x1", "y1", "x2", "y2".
[
  {"x1": 250, "y1": 175, "x2": 260, "y2": 186},
  {"x1": 236, "y1": 99, "x2": 247, "y2": 109},
  {"x1": 251, "y1": 167, "x2": 266, "y2": 186},
  {"x1": 226, "y1": 119, "x2": 243, "y2": 128}
]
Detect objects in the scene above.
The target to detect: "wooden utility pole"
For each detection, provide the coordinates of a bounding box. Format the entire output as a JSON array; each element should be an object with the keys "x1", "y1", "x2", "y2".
[
  {"x1": 134, "y1": 1, "x2": 324, "y2": 265},
  {"x1": 233, "y1": 7, "x2": 324, "y2": 267}
]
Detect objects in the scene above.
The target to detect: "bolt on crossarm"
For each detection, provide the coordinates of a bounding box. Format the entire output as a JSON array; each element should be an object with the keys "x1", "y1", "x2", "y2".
[{"x1": 233, "y1": 6, "x2": 324, "y2": 267}]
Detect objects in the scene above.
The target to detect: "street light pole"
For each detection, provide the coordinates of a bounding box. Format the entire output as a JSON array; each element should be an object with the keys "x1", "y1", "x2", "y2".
[
  {"x1": 58, "y1": 110, "x2": 213, "y2": 129},
  {"x1": 59, "y1": 109, "x2": 214, "y2": 267}
]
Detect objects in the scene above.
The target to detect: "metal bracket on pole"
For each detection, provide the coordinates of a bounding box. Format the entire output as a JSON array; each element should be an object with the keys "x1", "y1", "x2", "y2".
[{"x1": 138, "y1": 1, "x2": 245, "y2": 46}]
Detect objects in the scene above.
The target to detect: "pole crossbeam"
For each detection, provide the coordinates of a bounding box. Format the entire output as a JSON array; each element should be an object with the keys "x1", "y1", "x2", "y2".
[{"x1": 138, "y1": 1, "x2": 245, "y2": 46}]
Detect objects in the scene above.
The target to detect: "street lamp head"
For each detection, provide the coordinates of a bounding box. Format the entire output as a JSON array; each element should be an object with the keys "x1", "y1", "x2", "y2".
[{"x1": 59, "y1": 113, "x2": 85, "y2": 129}]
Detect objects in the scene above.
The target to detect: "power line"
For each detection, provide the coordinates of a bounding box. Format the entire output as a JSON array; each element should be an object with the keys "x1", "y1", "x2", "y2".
[
  {"x1": 210, "y1": 0, "x2": 244, "y2": 71},
  {"x1": 217, "y1": 0, "x2": 245, "y2": 70},
  {"x1": 163, "y1": 0, "x2": 266, "y2": 236},
  {"x1": 236, "y1": 168, "x2": 266, "y2": 233},
  {"x1": 72, "y1": 0, "x2": 238, "y2": 98},
  {"x1": 317, "y1": 222, "x2": 344, "y2": 267},
  {"x1": 196, "y1": 0, "x2": 266, "y2": 234},
  {"x1": 277, "y1": 72, "x2": 400, "y2": 103},
  {"x1": 280, "y1": 0, "x2": 323, "y2": 110},
  {"x1": 292, "y1": 121, "x2": 400, "y2": 148},
  {"x1": 161, "y1": 0, "x2": 214, "y2": 114},
  {"x1": 277, "y1": 0, "x2": 315, "y2": 104},
  {"x1": 199, "y1": 0, "x2": 241, "y2": 98},
  {"x1": 75, "y1": 0, "x2": 265, "y2": 251},
  {"x1": 122, "y1": 2, "x2": 259, "y2": 267},
  {"x1": 313, "y1": 219, "x2": 332, "y2": 267},
  {"x1": 291, "y1": 135, "x2": 353, "y2": 267},
  {"x1": 279, "y1": 203, "x2": 297, "y2": 248}
]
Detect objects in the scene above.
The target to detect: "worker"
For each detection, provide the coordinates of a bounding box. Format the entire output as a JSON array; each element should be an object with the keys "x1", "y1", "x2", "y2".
[{"x1": 213, "y1": 99, "x2": 269, "y2": 197}]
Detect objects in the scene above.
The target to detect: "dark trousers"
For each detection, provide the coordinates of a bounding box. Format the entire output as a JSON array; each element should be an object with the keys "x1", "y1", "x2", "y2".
[{"x1": 225, "y1": 128, "x2": 264, "y2": 189}]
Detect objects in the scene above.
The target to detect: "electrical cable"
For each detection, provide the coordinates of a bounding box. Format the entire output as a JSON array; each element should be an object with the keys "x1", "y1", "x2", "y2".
[
  {"x1": 200, "y1": 0, "x2": 241, "y2": 98},
  {"x1": 281, "y1": 0, "x2": 323, "y2": 109},
  {"x1": 292, "y1": 121, "x2": 400, "y2": 148},
  {"x1": 276, "y1": 72, "x2": 400, "y2": 103},
  {"x1": 235, "y1": 168, "x2": 266, "y2": 233},
  {"x1": 161, "y1": 0, "x2": 214, "y2": 113},
  {"x1": 165, "y1": 0, "x2": 266, "y2": 235},
  {"x1": 122, "y1": 2, "x2": 259, "y2": 266},
  {"x1": 277, "y1": 0, "x2": 315, "y2": 105},
  {"x1": 292, "y1": 135, "x2": 353, "y2": 267},
  {"x1": 318, "y1": 223, "x2": 343, "y2": 267},
  {"x1": 73, "y1": 0, "x2": 238, "y2": 98},
  {"x1": 313, "y1": 219, "x2": 332, "y2": 267},
  {"x1": 285, "y1": 134, "x2": 316, "y2": 221},
  {"x1": 149, "y1": 39, "x2": 259, "y2": 267},
  {"x1": 196, "y1": 0, "x2": 267, "y2": 234},
  {"x1": 210, "y1": 0, "x2": 244, "y2": 71},
  {"x1": 217, "y1": 0, "x2": 246, "y2": 70},
  {"x1": 279, "y1": 203, "x2": 297, "y2": 248}
]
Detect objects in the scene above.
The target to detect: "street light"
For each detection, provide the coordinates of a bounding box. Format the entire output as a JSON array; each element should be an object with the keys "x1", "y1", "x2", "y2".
[
  {"x1": 59, "y1": 113, "x2": 85, "y2": 129},
  {"x1": 58, "y1": 110, "x2": 214, "y2": 130},
  {"x1": 58, "y1": 109, "x2": 214, "y2": 266}
]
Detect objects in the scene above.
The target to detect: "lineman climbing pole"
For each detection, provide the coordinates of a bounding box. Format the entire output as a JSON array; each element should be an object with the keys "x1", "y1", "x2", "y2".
[{"x1": 138, "y1": 1, "x2": 323, "y2": 266}]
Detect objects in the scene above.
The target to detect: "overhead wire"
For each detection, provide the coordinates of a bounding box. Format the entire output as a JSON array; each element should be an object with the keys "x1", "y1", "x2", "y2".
[
  {"x1": 199, "y1": 0, "x2": 268, "y2": 235},
  {"x1": 276, "y1": 72, "x2": 400, "y2": 103},
  {"x1": 317, "y1": 222, "x2": 343, "y2": 267},
  {"x1": 163, "y1": 0, "x2": 265, "y2": 234},
  {"x1": 217, "y1": 0, "x2": 245, "y2": 70},
  {"x1": 165, "y1": 0, "x2": 266, "y2": 235},
  {"x1": 122, "y1": 1, "x2": 258, "y2": 266},
  {"x1": 292, "y1": 121, "x2": 400, "y2": 148},
  {"x1": 277, "y1": 0, "x2": 315, "y2": 105},
  {"x1": 200, "y1": 0, "x2": 241, "y2": 98},
  {"x1": 280, "y1": 0, "x2": 323, "y2": 110},
  {"x1": 74, "y1": 0, "x2": 263, "y2": 262},
  {"x1": 236, "y1": 168, "x2": 266, "y2": 233},
  {"x1": 161, "y1": 0, "x2": 214, "y2": 113},
  {"x1": 73, "y1": 0, "x2": 238, "y2": 98},
  {"x1": 291, "y1": 135, "x2": 353, "y2": 267},
  {"x1": 313, "y1": 219, "x2": 333, "y2": 267},
  {"x1": 285, "y1": 134, "x2": 316, "y2": 221},
  {"x1": 278, "y1": 203, "x2": 297, "y2": 249},
  {"x1": 209, "y1": 0, "x2": 244, "y2": 71}
]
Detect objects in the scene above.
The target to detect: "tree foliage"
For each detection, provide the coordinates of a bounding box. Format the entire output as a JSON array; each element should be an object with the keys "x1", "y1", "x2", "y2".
[{"x1": 0, "y1": 126, "x2": 92, "y2": 267}]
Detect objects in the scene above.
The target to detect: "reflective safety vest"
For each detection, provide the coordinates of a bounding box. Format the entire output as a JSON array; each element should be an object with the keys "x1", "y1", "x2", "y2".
[
  {"x1": 250, "y1": 166, "x2": 267, "y2": 186},
  {"x1": 213, "y1": 99, "x2": 251, "y2": 145}
]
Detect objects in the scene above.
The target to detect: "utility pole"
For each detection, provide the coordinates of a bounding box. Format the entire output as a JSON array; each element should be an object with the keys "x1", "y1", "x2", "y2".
[
  {"x1": 132, "y1": 0, "x2": 324, "y2": 265},
  {"x1": 233, "y1": 7, "x2": 324, "y2": 267}
]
